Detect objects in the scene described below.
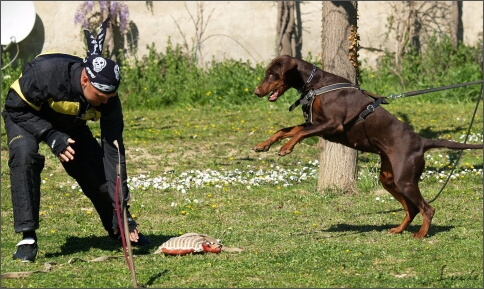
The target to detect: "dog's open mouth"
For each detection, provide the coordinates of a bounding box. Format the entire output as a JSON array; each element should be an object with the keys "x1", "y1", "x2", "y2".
[{"x1": 268, "y1": 90, "x2": 279, "y2": 102}]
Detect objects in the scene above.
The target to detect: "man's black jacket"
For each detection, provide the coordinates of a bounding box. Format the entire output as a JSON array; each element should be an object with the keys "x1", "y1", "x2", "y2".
[{"x1": 3, "y1": 52, "x2": 131, "y2": 204}]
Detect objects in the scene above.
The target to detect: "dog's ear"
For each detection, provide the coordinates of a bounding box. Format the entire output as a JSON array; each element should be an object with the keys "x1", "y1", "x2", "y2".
[{"x1": 278, "y1": 55, "x2": 298, "y2": 75}]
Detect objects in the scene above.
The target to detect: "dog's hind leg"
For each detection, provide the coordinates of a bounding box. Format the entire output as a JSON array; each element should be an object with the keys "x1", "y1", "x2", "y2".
[
  {"x1": 379, "y1": 156, "x2": 420, "y2": 235},
  {"x1": 391, "y1": 154, "x2": 435, "y2": 238},
  {"x1": 412, "y1": 200, "x2": 435, "y2": 238},
  {"x1": 397, "y1": 185, "x2": 434, "y2": 238}
]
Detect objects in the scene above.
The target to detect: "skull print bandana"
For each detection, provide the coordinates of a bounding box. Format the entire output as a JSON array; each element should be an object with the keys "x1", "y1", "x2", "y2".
[{"x1": 83, "y1": 18, "x2": 120, "y2": 93}]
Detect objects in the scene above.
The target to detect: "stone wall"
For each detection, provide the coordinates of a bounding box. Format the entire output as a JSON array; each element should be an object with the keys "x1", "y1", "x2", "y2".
[{"x1": 2, "y1": 1, "x2": 483, "y2": 67}]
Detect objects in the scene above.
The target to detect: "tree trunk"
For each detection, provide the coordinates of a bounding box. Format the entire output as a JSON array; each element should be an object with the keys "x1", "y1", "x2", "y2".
[
  {"x1": 101, "y1": 8, "x2": 125, "y2": 64},
  {"x1": 318, "y1": 1, "x2": 358, "y2": 193},
  {"x1": 100, "y1": 10, "x2": 116, "y2": 61},
  {"x1": 276, "y1": 1, "x2": 302, "y2": 57},
  {"x1": 450, "y1": 1, "x2": 463, "y2": 49}
]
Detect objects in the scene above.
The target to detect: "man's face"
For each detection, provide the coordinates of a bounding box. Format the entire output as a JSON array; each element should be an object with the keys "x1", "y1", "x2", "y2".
[{"x1": 81, "y1": 68, "x2": 117, "y2": 106}]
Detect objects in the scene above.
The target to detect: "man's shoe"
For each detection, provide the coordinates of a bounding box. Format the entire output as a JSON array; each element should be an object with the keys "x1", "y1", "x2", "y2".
[{"x1": 12, "y1": 238, "x2": 38, "y2": 262}]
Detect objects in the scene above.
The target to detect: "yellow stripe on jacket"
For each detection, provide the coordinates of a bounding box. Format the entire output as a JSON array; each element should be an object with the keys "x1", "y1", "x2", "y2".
[{"x1": 10, "y1": 77, "x2": 101, "y2": 121}]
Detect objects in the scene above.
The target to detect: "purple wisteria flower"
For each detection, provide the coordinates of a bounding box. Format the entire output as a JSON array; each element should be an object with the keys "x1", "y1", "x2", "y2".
[
  {"x1": 74, "y1": 1, "x2": 95, "y2": 30},
  {"x1": 74, "y1": 1, "x2": 130, "y2": 34}
]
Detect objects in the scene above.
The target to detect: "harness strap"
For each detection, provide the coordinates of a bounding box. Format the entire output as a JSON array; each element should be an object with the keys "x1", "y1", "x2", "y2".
[
  {"x1": 357, "y1": 97, "x2": 386, "y2": 122},
  {"x1": 359, "y1": 89, "x2": 389, "y2": 104},
  {"x1": 289, "y1": 83, "x2": 358, "y2": 111}
]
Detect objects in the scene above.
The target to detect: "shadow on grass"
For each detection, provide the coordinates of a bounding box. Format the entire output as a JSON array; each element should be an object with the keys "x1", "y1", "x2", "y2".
[
  {"x1": 293, "y1": 223, "x2": 454, "y2": 238},
  {"x1": 44, "y1": 233, "x2": 176, "y2": 258},
  {"x1": 41, "y1": 234, "x2": 175, "y2": 287},
  {"x1": 144, "y1": 270, "x2": 169, "y2": 287},
  {"x1": 321, "y1": 223, "x2": 454, "y2": 237}
]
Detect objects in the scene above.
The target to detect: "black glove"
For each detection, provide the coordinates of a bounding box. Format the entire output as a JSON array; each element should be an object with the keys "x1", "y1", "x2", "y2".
[{"x1": 44, "y1": 130, "x2": 70, "y2": 156}]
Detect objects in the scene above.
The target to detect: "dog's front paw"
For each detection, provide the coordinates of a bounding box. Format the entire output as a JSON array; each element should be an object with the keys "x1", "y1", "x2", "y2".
[
  {"x1": 253, "y1": 142, "x2": 271, "y2": 152},
  {"x1": 278, "y1": 147, "x2": 293, "y2": 156},
  {"x1": 278, "y1": 141, "x2": 296, "y2": 156}
]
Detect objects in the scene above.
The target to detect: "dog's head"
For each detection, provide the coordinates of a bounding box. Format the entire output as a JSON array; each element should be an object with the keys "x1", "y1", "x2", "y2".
[{"x1": 253, "y1": 55, "x2": 298, "y2": 102}]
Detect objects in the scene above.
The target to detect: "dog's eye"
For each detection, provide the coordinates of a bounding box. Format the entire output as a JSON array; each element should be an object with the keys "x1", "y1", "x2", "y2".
[{"x1": 268, "y1": 73, "x2": 278, "y2": 81}]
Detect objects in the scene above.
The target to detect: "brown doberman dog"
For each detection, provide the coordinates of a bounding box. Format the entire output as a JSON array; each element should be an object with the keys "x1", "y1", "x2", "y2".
[{"x1": 253, "y1": 54, "x2": 482, "y2": 238}]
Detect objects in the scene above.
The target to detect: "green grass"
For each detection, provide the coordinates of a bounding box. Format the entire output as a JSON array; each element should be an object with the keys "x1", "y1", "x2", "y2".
[{"x1": 1, "y1": 96, "x2": 482, "y2": 288}]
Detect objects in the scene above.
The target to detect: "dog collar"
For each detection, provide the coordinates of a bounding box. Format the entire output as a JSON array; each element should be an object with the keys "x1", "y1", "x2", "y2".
[{"x1": 297, "y1": 65, "x2": 318, "y2": 93}]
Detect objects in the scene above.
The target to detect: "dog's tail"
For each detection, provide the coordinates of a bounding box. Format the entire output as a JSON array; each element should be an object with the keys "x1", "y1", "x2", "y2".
[{"x1": 423, "y1": 139, "x2": 483, "y2": 152}]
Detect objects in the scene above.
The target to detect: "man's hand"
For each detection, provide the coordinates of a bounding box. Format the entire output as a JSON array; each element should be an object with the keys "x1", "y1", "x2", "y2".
[
  {"x1": 44, "y1": 130, "x2": 74, "y2": 159},
  {"x1": 113, "y1": 227, "x2": 141, "y2": 242},
  {"x1": 58, "y1": 138, "x2": 76, "y2": 162},
  {"x1": 129, "y1": 228, "x2": 141, "y2": 243}
]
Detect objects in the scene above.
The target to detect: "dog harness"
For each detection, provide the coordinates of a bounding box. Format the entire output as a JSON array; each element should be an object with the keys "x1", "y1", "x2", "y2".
[
  {"x1": 289, "y1": 65, "x2": 388, "y2": 125},
  {"x1": 290, "y1": 82, "x2": 360, "y2": 125},
  {"x1": 293, "y1": 86, "x2": 388, "y2": 125}
]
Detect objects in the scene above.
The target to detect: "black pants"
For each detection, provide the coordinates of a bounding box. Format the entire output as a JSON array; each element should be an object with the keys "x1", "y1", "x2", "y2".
[{"x1": 3, "y1": 113, "x2": 115, "y2": 235}]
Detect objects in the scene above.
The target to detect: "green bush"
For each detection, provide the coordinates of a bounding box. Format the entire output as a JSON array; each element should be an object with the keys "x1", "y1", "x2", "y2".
[
  {"x1": 119, "y1": 40, "x2": 202, "y2": 109},
  {"x1": 2, "y1": 34, "x2": 482, "y2": 108},
  {"x1": 1, "y1": 52, "x2": 24, "y2": 100},
  {"x1": 359, "y1": 34, "x2": 483, "y2": 103},
  {"x1": 119, "y1": 39, "x2": 266, "y2": 110}
]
